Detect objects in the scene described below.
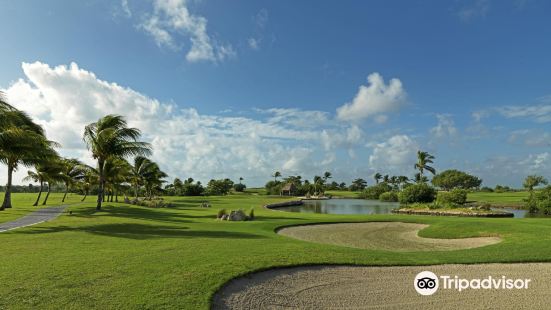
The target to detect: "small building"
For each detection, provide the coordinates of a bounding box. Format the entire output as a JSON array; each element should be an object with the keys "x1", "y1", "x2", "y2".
[{"x1": 280, "y1": 183, "x2": 297, "y2": 196}]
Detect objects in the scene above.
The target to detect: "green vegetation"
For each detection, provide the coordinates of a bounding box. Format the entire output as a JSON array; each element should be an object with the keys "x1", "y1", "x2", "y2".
[
  {"x1": 3, "y1": 192, "x2": 551, "y2": 309},
  {"x1": 436, "y1": 189, "x2": 468, "y2": 206},
  {"x1": 431, "y1": 169, "x2": 482, "y2": 191},
  {"x1": 379, "y1": 191, "x2": 398, "y2": 202},
  {"x1": 467, "y1": 191, "x2": 528, "y2": 206},
  {"x1": 398, "y1": 183, "x2": 436, "y2": 204},
  {"x1": 359, "y1": 183, "x2": 392, "y2": 199}
]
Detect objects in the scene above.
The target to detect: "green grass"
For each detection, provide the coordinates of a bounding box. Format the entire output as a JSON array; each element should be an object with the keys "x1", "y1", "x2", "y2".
[
  {"x1": 468, "y1": 191, "x2": 529, "y2": 206},
  {"x1": 0, "y1": 192, "x2": 89, "y2": 224},
  {"x1": 2, "y1": 192, "x2": 551, "y2": 309},
  {"x1": 325, "y1": 190, "x2": 361, "y2": 198}
]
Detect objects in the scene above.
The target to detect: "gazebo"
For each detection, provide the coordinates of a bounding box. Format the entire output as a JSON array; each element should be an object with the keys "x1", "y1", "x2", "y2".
[{"x1": 280, "y1": 183, "x2": 297, "y2": 196}]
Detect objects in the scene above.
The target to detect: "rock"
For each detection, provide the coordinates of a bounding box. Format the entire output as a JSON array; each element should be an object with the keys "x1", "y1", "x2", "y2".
[{"x1": 228, "y1": 210, "x2": 247, "y2": 221}]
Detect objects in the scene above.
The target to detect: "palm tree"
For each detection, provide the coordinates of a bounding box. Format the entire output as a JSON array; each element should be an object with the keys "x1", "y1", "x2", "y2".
[
  {"x1": 414, "y1": 151, "x2": 436, "y2": 181},
  {"x1": 397, "y1": 175, "x2": 410, "y2": 189},
  {"x1": 0, "y1": 107, "x2": 58, "y2": 210},
  {"x1": 142, "y1": 162, "x2": 167, "y2": 199},
  {"x1": 323, "y1": 171, "x2": 332, "y2": 181},
  {"x1": 23, "y1": 162, "x2": 53, "y2": 206},
  {"x1": 383, "y1": 174, "x2": 390, "y2": 184},
  {"x1": 103, "y1": 157, "x2": 132, "y2": 202},
  {"x1": 79, "y1": 167, "x2": 98, "y2": 202},
  {"x1": 129, "y1": 156, "x2": 154, "y2": 199},
  {"x1": 40, "y1": 161, "x2": 66, "y2": 205},
  {"x1": 60, "y1": 158, "x2": 86, "y2": 202},
  {"x1": 351, "y1": 178, "x2": 367, "y2": 190},
  {"x1": 272, "y1": 171, "x2": 281, "y2": 182},
  {"x1": 239, "y1": 177, "x2": 243, "y2": 184},
  {"x1": 83, "y1": 115, "x2": 151, "y2": 210},
  {"x1": 374, "y1": 173, "x2": 382, "y2": 184}
]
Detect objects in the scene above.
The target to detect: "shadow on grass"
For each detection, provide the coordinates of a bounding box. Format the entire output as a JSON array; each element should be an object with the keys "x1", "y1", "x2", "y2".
[
  {"x1": 68, "y1": 205, "x2": 211, "y2": 224},
  {"x1": 14, "y1": 223, "x2": 265, "y2": 240}
]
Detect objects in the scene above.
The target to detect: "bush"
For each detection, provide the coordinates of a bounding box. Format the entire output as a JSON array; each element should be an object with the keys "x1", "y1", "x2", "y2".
[
  {"x1": 480, "y1": 186, "x2": 494, "y2": 192},
  {"x1": 233, "y1": 183, "x2": 247, "y2": 192},
  {"x1": 436, "y1": 189, "x2": 468, "y2": 205},
  {"x1": 217, "y1": 209, "x2": 227, "y2": 219},
  {"x1": 529, "y1": 186, "x2": 551, "y2": 214},
  {"x1": 379, "y1": 191, "x2": 398, "y2": 202},
  {"x1": 398, "y1": 183, "x2": 437, "y2": 204},
  {"x1": 359, "y1": 183, "x2": 392, "y2": 200},
  {"x1": 431, "y1": 169, "x2": 482, "y2": 190}
]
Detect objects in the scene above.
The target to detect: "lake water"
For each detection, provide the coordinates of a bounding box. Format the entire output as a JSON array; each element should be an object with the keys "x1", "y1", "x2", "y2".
[{"x1": 274, "y1": 199, "x2": 399, "y2": 215}]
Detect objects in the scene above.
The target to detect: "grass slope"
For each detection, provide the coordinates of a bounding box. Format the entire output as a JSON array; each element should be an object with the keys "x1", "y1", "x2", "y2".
[
  {"x1": 1, "y1": 192, "x2": 551, "y2": 309},
  {"x1": 468, "y1": 191, "x2": 528, "y2": 206},
  {"x1": 0, "y1": 192, "x2": 87, "y2": 224}
]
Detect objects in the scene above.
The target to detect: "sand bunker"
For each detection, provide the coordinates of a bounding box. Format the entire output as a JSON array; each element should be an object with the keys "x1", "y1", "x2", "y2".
[
  {"x1": 213, "y1": 263, "x2": 551, "y2": 309},
  {"x1": 277, "y1": 222, "x2": 501, "y2": 251}
]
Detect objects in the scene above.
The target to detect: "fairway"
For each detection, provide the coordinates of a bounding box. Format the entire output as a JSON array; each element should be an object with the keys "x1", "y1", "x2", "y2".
[{"x1": 2, "y1": 193, "x2": 551, "y2": 309}]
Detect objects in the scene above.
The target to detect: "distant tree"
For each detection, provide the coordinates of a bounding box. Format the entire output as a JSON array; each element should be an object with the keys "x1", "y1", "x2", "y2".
[
  {"x1": 339, "y1": 182, "x2": 347, "y2": 190},
  {"x1": 383, "y1": 174, "x2": 390, "y2": 184},
  {"x1": 523, "y1": 175, "x2": 548, "y2": 192},
  {"x1": 206, "y1": 178, "x2": 234, "y2": 195},
  {"x1": 431, "y1": 169, "x2": 482, "y2": 191},
  {"x1": 374, "y1": 173, "x2": 382, "y2": 184},
  {"x1": 414, "y1": 151, "x2": 436, "y2": 182},
  {"x1": 272, "y1": 171, "x2": 282, "y2": 182},
  {"x1": 323, "y1": 171, "x2": 332, "y2": 182},
  {"x1": 60, "y1": 158, "x2": 87, "y2": 202},
  {"x1": 350, "y1": 178, "x2": 367, "y2": 191},
  {"x1": 239, "y1": 177, "x2": 244, "y2": 184}
]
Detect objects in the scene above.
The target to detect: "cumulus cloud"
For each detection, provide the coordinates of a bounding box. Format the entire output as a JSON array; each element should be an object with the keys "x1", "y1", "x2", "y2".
[
  {"x1": 1, "y1": 61, "x2": 366, "y2": 186},
  {"x1": 508, "y1": 129, "x2": 551, "y2": 147},
  {"x1": 368, "y1": 135, "x2": 419, "y2": 175},
  {"x1": 336, "y1": 73, "x2": 407, "y2": 122},
  {"x1": 140, "y1": 0, "x2": 234, "y2": 62}
]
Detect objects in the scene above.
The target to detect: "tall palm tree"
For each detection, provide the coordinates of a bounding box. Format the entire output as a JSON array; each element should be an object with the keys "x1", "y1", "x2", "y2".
[
  {"x1": 142, "y1": 162, "x2": 167, "y2": 199},
  {"x1": 83, "y1": 115, "x2": 151, "y2": 210},
  {"x1": 383, "y1": 174, "x2": 390, "y2": 184},
  {"x1": 129, "y1": 156, "x2": 154, "y2": 199},
  {"x1": 239, "y1": 177, "x2": 243, "y2": 184},
  {"x1": 79, "y1": 167, "x2": 98, "y2": 202},
  {"x1": 272, "y1": 171, "x2": 281, "y2": 182},
  {"x1": 40, "y1": 160, "x2": 66, "y2": 205},
  {"x1": 23, "y1": 162, "x2": 54, "y2": 206},
  {"x1": 414, "y1": 150, "x2": 436, "y2": 182},
  {"x1": 323, "y1": 171, "x2": 332, "y2": 182},
  {"x1": 103, "y1": 157, "x2": 132, "y2": 202},
  {"x1": 60, "y1": 158, "x2": 86, "y2": 202},
  {"x1": 374, "y1": 173, "x2": 382, "y2": 184},
  {"x1": 0, "y1": 107, "x2": 58, "y2": 210}
]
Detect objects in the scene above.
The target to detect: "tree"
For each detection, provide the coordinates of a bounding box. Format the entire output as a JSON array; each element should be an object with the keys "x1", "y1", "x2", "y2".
[
  {"x1": 78, "y1": 167, "x2": 97, "y2": 202},
  {"x1": 239, "y1": 177, "x2": 243, "y2": 184},
  {"x1": 142, "y1": 162, "x2": 167, "y2": 199},
  {"x1": 524, "y1": 175, "x2": 548, "y2": 192},
  {"x1": 129, "y1": 156, "x2": 154, "y2": 199},
  {"x1": 374, "y1": 173, "x2": 382, "y2": 184},
  {"x1": 23, "y1": 161, "x2": 63, "y2": 206},
  {"x1": 350, "y1": 178, "x2": 367, "y2": 191},
  {"x1": 83, "y1": 115, "x2": 151, "y2": 210},
  {"x1": 431, "y1": 169, "x2": 482, "y2": 191},
  {"x1": 323, "y1": 171, "x2": 332, "y2": 182},
  {"x1": 0, "y1": 106, "x2": 58, "y2": 210},
  {"x1": 206, "y1": 178, "x2": 234, "y2": 195},
  {"x1": 60, "y1": 158, "x2": 87, "y2": 202},
  {"x1": 272, "y1": 171, "x2": 281, "y2": 182},
  {"x1": 40, "y1": 159, "x2": 66, "y2": 205},
  {"x1": 103, "y1": 157, "x2": 132, "y2": 202},
  {"x1": 397, "y1": 176, "x2": 410, "y2": 190},
  {"x1": 414, "y1": 150, "x2": 436, "y2": 181}
]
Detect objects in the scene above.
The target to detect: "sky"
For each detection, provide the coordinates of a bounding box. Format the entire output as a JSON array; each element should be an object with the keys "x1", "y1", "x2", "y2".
[{"x1": 1, "y1": 0, "x2": 551, "y2": 188}]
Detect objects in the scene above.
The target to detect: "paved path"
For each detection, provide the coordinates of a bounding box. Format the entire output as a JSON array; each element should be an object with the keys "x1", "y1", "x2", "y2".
[{"x1": 0, "y1": 206, "x2": 67, "y2": 232}]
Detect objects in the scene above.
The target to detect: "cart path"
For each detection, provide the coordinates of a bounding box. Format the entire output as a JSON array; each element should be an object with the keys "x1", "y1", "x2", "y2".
[{"x1": 0, "y1": 206, "x2": 67, "y2": 232}]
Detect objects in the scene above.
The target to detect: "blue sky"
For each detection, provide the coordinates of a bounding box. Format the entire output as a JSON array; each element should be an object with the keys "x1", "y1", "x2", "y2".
[{"x1": 1, "y1": 0, "x2": 551, "y2": 187}]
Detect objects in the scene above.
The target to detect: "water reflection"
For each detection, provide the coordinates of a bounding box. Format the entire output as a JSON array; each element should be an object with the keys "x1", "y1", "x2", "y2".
[{"x1": 275, "y1": 199, "x2": 398, "y2": 215}]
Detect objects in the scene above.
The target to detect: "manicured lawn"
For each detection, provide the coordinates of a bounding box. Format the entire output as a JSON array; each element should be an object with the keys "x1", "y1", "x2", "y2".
[
  {"x1": 0, "y1": 192, "x2": 92, "y2": 224},
  {"x1": 2, "y1": 192, "x2": 551, "y2": 309},
  {"x1": 326, "y1": 190, "x2": 361, "y2": 198},
  {"x1": 468, "y1": 191, "x2": 529, "y2": 206}
]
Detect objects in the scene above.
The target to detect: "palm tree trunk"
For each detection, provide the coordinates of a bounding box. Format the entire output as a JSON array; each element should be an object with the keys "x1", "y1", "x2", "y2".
[
  {"x1": 62, "y1": 182, "x2": 68, "y2": 202},
  {"x1": 81, "y1": 190, "x2": 88, "y2": 202},
  {"x1": 42, "y1": 184, "x2": 51, "y2": 205},
  {"x1": 134, "y1": 184, "x2": 138, "y2": 199},
  {"x1": 96, "y1": 160, "x2": 104, "y2": 210},
  {"x1": 33, "y1": 181, "x2": 44, "y2": 206},
  {"x1": 115, "y1": 190, "x2": 118, "y2": 203},
  {"x1": 1, "y1": 162, "x2": 15, "y2": 210}
]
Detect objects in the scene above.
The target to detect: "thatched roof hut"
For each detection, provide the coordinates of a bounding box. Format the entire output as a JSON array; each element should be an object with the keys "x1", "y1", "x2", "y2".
[{"x1": 280, "y1": 183, "x2": 297, "y2": 196}]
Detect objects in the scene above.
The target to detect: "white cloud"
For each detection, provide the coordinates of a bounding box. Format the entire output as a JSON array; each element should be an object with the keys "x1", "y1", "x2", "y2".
[
  {"x1": 1, "y1": 61, "x2": 366, "y2": 186},
  {"x1": 248, "y1": 8, "x2": 268, "y2": 51},
  {"x1": 140, "y1": 0, "x2": 234, "y2": 62},
  {"x1": 368, "y1": 135, "x2": 419, "y2": 175},
  {"x1": 121, "y1": 0, "x2": 132, "y2": 18},
  {"x1": 457, "y1": 0, "x2": 490, "y2": 22},
  {"x1": 336, "y1": 73, "x2": 407, "y2": 122},
  {"x1": 430, "y1": 114, "x2": 458, "y2": 138},
  {"x1": 508, "y1": 129, "x2": 551, "y2": 147},
  {"x1": 497, "y1": 104, "x2": 551, "y2": 123}
]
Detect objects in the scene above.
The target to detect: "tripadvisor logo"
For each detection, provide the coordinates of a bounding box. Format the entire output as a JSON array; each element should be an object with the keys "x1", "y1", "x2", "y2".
[{"x1": 414, "y1": 271, "x2": 531, "y2": 296}]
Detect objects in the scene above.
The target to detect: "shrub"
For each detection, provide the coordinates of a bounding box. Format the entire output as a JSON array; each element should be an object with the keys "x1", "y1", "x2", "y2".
[
  {"x1": 359, "y1": 183, "x2": 392, "y2": 200},
  {"x1": 379, "y1": 191, "x2": 398, "y2": 202},
  {"x1": 398, "y1": 183, "x2": 437, "y2": 204},
  {"x1": 217, "y1": 209, "x2": 227, "y2": 219},
  {"x1": 431, "y1": 169, "x2": 482, "y2": 190},
  {"x1": 480, "y1": 186, "x2": 494, "y2": 192},
  {"x1": 436, "y1": 189, "x2": 468, "y2": 205},
  {"x1": 233, "y1": 183, "x2": 247, "y2": 192},
  {"x1": 529, "y1": 186, "x2": 551, "y2": 214}
]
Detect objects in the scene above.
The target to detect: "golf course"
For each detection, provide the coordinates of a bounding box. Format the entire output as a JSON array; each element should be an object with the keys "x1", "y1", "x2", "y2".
[{"x1": 1, "y1": 190, "x2": 551, "y2": 309}]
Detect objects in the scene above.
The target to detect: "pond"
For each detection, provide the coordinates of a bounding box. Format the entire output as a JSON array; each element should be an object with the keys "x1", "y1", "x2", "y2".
[
  {"x1": 274, "y1": 199, "x2": 399, "y2": 215},
  {"x1": 491, "y1": 207, "x2": 551, "y2": 218}
]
